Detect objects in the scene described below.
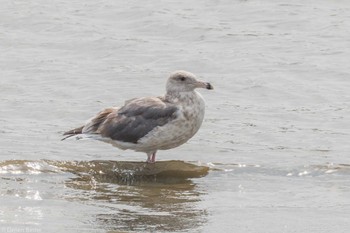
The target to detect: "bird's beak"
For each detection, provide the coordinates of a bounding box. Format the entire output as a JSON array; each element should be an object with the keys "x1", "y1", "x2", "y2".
[{"x1": 196, "y1": 80, "x2": 214, "y2": 90}]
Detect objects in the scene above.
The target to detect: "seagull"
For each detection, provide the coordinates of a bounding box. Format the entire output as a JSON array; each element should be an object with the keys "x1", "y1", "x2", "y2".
[{"x1": 62, "y1": 70, "x2": 213, "y2": 163}]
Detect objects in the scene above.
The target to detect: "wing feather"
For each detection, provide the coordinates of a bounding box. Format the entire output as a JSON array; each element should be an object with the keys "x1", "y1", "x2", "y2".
[{"x1": 84, "y1": 97, "x2": 178, "y2": 143}]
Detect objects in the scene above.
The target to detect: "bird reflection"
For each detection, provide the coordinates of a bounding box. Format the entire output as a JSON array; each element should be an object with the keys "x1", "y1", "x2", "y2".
[
  {"x1": 0, "y1": 159, "x2": 208, "y2": 232},
  {"x1": 60, "y1": 160, "x2": 208, "y2": 232},
  {"x1": 96, "y1": 182, "x2": 205, "y2": 232}
]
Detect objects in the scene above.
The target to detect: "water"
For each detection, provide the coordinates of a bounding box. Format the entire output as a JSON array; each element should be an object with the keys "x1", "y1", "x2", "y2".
[{"x1": 1, "y1": 0, "x2": 350, "y2": 232}]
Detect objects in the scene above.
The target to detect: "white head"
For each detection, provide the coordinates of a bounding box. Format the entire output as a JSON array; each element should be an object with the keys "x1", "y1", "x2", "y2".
[{"x1": 166, "y1": 70, "x2": 213, "y2": 94}]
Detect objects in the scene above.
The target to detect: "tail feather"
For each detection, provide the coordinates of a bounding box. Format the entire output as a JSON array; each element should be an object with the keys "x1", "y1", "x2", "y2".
[
  {"x1": 61, "y1": 126, "x2": 84, "y2": 141},
  {"x1": 61, "y1": 108, "x2": 116, "y2": 141}
]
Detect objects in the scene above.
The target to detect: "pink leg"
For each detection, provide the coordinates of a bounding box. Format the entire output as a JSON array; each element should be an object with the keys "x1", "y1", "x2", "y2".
[
  {"x1": 146, "y1": 152, "x2": 157, "y2": 163},
  {"x1": 151, "y1": 152, "x2": 156, "y2": 163}
]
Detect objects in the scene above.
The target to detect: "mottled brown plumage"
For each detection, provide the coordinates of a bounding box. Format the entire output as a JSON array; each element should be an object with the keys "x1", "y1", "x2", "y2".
[{"x1": 62, "y1": 70, "x2": 213, "y2": 163}]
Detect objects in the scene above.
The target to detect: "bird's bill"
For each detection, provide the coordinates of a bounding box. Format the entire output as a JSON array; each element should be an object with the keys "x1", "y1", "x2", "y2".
[{"x1": 196, "y1": 80, "x2": 214, "y2": 90}]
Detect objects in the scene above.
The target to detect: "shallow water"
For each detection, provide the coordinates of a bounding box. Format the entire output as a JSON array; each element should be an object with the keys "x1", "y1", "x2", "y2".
[{"x1": 1, "y1": 0, "x2": 350, "y2": 232}]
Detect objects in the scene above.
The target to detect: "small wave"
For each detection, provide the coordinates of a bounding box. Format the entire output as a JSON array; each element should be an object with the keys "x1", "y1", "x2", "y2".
[
  {"x1": 0, "y1": 160, "x2": 61, "y2": 175},
  {"x1": 206, "y1": 162, "x2": 350, "y2": 177},
  {"x1": 0, "y1": 160, "x2": 209, "y2": 185}
]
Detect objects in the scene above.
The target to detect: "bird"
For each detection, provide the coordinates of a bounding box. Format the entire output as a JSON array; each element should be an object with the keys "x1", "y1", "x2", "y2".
[{"x1": 62, "y1": 70, "x2": 213, "y2": 163}]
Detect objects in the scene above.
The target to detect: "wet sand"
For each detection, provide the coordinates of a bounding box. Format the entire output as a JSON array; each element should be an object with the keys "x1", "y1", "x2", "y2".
[{"x1": 1, "y1": 0, "x2": 350, "y2": 232}]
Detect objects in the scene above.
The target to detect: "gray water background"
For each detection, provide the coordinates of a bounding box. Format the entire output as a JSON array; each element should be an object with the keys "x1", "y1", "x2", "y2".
[{"x1": 1, "y1": 0, "x2": 350, "y2": 232}]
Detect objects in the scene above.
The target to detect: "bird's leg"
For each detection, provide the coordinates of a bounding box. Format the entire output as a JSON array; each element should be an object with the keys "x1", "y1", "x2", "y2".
[
  {"x1": 146, "y1": 151, "x2": 157, "y2": 163},
  {"x1": 151, "y1": 151, "x2": 157, "y2": 163},
  {"x1": 146, "y1": 153, "x2": 152, "y2": 163}
]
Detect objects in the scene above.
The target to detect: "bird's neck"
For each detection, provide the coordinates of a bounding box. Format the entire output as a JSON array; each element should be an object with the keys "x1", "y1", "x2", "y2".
[{"x1": 165, "y1": 90, "x2": 200, "y2": 104}]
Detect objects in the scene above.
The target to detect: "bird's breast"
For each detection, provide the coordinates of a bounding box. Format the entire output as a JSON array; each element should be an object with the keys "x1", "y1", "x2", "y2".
[
  {"x1": 136, "y1": 91, "x2": 206, "y2": 151},
  {"x1": 177, "y1": 92, "x2": 205, "y2": 133}
]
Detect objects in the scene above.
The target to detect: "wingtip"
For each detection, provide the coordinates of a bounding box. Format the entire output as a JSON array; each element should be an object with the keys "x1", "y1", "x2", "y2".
[
  {"x1": 61, "y1": 126, "x2": 84, "y2": 140},
  {"x1": 61, "y1": 135, "x2": 73, "y2": 141}
]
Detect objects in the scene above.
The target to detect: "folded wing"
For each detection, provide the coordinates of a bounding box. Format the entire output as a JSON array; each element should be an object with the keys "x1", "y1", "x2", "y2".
[{"x1": 83, "y1": 97, "x2": 178, "y2": 144}]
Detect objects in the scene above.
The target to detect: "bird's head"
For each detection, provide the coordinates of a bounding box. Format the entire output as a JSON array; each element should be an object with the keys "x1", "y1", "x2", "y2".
[{"x1": 166, "y1": 70, "x2": 213, "y2": 94}]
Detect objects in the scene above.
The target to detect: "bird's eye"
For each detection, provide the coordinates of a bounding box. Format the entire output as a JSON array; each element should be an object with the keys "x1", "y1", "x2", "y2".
[{"x1": 180, "y1": 77, "x2": 186, "y2": 81}]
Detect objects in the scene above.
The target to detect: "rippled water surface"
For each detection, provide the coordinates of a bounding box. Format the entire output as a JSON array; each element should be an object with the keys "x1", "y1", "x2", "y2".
[{"x1": 1, "y1": 0, "x2": 350, "y2": 232}]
